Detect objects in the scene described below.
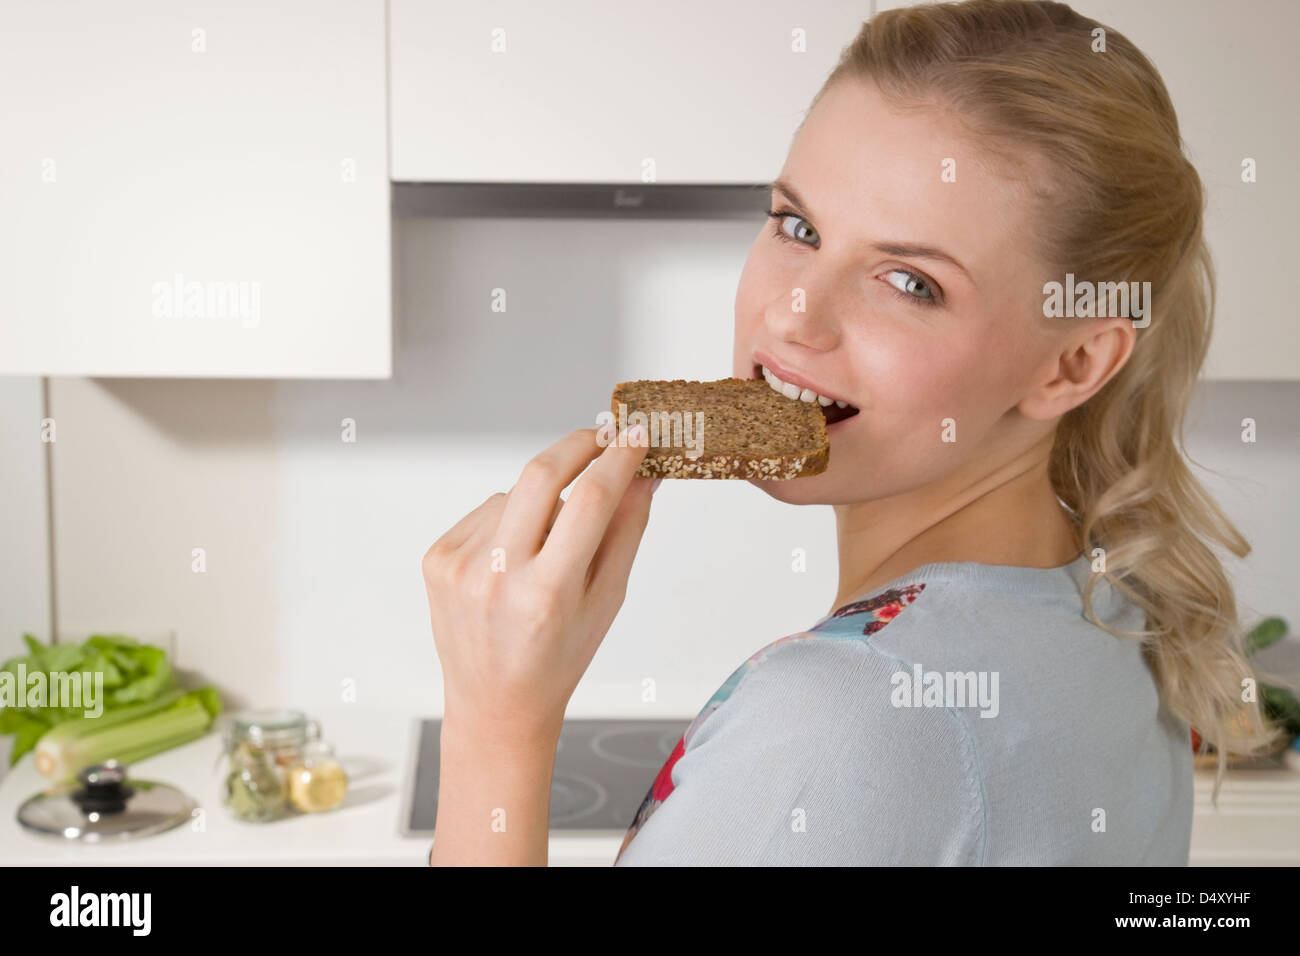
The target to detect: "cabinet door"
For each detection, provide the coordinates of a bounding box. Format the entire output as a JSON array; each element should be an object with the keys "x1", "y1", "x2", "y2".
[
  {"x1": 0, "y1": 1, "x2": 390, "y2": 377},
  {"x1": 877, "y1": 0, "x2": 1300, "y2": 380},
  {"x1": 390, "y1": 0, "x2": 871, "y2": 184}
]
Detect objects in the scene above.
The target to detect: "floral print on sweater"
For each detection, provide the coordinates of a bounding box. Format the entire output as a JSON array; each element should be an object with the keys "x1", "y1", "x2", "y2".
[{"x1": 613, "y1": 582, "x2": 927, "y2": 863}]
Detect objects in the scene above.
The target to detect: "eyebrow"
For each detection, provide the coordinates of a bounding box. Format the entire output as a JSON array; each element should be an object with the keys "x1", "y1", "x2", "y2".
[{"x1": 769, "y1": 178, "x2": 973, "y2": 282}]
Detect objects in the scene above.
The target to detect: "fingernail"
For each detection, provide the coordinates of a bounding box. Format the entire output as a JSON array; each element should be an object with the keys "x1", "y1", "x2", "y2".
[
  {"x1": 627, "y1": 424, "x2": 646, "y2": 445},
  {"x1": 651, "y1": 478, "x2": 663, "y2": 494}
]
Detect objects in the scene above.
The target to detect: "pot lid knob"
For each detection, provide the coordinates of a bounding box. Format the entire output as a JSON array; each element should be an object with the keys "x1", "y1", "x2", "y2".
[{"x1": 71, "y1": 760, "x2": 135, "y2": 815}]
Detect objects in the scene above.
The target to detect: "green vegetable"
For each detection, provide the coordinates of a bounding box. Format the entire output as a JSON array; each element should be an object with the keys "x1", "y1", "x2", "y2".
[
  {"x1": 1247, "y1": 617, "x2": 1289, "y2": 654},
  {"x1": 32, "y1": 687, "x2": 222, "y2": 782},
  {"x1": 0, "y1": 707, "x2": 49, "y2": 767},
  {"x1": 1244, "y1": 617, "x2": 1300, "y2": 741},
  {"x1": 1262, "y1": 685, "x2": 1300, "y2": 739},
  {"x1": 1, "y1": 633, "x2": 219, "y2": 769}
]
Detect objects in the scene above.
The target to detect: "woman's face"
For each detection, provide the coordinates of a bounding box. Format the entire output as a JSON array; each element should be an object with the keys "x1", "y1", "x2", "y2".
[{"x1": 732, "y1": 78, "x2": 1065, "y2": 506}]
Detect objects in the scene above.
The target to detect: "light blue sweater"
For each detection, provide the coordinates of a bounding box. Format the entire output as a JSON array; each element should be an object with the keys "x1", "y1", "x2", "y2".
[{"x1": 614, "y1": 553, "x2": 1194, "y2": 865}]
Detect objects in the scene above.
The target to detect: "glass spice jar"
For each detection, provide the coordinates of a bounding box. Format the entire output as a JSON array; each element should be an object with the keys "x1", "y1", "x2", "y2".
[
  {"x1": 287, "y1": 740, "x2": 349, "y2": 813},
  {"x1": 222, "y1": 709, "x2": 320, "y2": 822}
]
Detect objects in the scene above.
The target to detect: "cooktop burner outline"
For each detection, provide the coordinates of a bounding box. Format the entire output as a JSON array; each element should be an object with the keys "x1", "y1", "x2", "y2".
[
  {"x1": 405, "y1": 718, "x2": 691, "y2": 833},
  {"x1": 589, "y1": 727, "x2": 682, "y2": 768}
]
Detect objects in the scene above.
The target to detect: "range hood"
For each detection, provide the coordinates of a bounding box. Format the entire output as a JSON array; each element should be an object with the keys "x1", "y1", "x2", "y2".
[{"x1": 392, "y1": 182, "x2": 770, "y2": 220}]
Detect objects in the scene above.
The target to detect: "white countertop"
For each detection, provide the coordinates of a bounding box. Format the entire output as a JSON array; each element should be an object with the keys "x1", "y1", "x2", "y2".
[
  {"x1": 2, "y1": 706, "x2": 1297, "y2": 865},
  {"x1": 0, "y1": 708, "x2": 623, "y2": 866},
  {"x1": 1188, "y1": 757, "x2": 1300, "y2": 865}
]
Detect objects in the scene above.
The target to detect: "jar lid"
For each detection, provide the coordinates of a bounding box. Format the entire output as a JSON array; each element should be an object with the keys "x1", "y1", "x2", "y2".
[
  {"x1": 17, "y1": 761, "x2": 196, "y2": 842},
  {"x1": 297, "y1": 739, "x2": 335, "y2": 763},
  {"x1": 230, "y1": 708, "x2": 315, "y2": 748}
]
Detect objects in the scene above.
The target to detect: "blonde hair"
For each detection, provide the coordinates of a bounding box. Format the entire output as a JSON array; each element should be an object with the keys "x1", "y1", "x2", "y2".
[{"x1": 818, "y1": 0, "x2": 1285, "y2": 802}]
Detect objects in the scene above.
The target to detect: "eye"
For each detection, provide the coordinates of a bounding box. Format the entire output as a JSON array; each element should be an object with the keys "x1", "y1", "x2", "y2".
[
  {"x1": 765, "y1": 207, "x2": 942, "y2": 309},
  {"x1": 883, "y1": 269, "x2": 939, "y2": 307},
  {"x1": 765, "y1": 209, "x2": 818, "y2": 247}
]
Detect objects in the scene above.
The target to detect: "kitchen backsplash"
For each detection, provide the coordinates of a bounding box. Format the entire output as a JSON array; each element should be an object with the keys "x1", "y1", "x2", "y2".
[{"x1": 5, "y1": 215, "x2": 1299, "y2": 724}]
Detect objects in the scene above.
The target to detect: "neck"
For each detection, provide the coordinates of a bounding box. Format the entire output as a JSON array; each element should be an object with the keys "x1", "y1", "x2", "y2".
[{"x1": 831, "y1": 432, "x2": 1081, "y2": 612}]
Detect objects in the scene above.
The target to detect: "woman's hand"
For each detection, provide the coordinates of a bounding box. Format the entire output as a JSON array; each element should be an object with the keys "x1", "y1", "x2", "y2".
[{"x1": 422, "y1": 425, "x2": 654, "y2": 746}]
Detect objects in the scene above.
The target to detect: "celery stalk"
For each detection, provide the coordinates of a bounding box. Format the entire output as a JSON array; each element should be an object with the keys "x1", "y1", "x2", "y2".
[
  {"x1": 40, "y1": 688, "x2": 187, "y2": 740},
  {"x1": 102, "y1": 726, "x2": 210, "y2": 772},
  {"x1": 34, "y1": 689, "x2": 220, "y2": 782}
]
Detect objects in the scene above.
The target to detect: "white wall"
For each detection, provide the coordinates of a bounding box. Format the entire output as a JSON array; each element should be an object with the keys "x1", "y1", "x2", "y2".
[
  {"x1": 21, "y1": 217, "x2": 1300, "y2": 727},
  {"x1": 0, "y1": 376, "x2": 51, "y2": 778},
  {"x1": 1183, "y1": 382, "x2": 1300, "y2": 641},
  {"x1": 0, "y1": 378, "x2": 49, "y2": 650},
  {"x1": 43, "y1": 215, "x2": 836, "y2": 720}
]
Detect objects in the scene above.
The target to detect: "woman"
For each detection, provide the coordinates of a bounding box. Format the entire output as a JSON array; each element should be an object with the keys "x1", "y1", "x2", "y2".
[{"x1": 421, "y1": 0, "x2": 1282, "y2": 865}]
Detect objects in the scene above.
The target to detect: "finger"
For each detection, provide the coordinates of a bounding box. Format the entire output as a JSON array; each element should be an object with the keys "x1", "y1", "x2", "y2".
[
  {"x1": 498, "y1": 429, "x2": 605, "y2": 559},
  {"x1": 427, "y1": 492, "x2": 506, "y2": 558},
  {"x1": 539, "y1": 496, "x2": 565, "y2": 543},
  {"x1": 540, "y1": 425, "x2": 650, "y2": 575},
  {"x1": 587, "y1": 476, "x2": 655, "y2": 596}
]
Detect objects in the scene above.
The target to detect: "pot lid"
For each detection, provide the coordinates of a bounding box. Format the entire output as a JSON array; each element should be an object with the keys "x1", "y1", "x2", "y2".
[{"x1": 17, "y1": 760, "x2": 196, "y2": 842}]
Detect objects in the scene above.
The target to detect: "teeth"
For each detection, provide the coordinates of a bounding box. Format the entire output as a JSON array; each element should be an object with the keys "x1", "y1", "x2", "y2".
[{"x1": 761, "y1": 365, "x2": 846, "y2": 409}]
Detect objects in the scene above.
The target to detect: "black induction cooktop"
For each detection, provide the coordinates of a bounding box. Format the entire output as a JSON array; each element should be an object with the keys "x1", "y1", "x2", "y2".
[{"x1": 404, "y1": 718, "x2": 691, "y2": 833}]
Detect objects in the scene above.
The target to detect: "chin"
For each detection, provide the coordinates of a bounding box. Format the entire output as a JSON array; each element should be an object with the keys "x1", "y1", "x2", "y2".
[{"x1": 748, "y1": 469, "x2": 841, "y2": 505}]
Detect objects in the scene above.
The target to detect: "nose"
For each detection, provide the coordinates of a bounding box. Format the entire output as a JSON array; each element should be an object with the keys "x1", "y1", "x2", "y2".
[{"x1": 763, "y1": 282, "x2": 840, "y2": 353}]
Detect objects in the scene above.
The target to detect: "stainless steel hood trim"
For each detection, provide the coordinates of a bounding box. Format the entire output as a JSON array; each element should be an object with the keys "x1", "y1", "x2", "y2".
[{"x1": 392, "y1": 182, "x2": 770, "y2": 220}]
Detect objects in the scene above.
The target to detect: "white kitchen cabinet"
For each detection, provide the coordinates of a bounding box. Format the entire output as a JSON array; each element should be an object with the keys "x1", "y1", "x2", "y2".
[
  {"x1": 877, "y1": 0, "x2": 1300, "y2": 380},
  {"x1": 0, "y1": 1, "x2": 390, "y2": 378},
  {"x1": 389, "y1": 0, "x2": 871, "y2": 184}
]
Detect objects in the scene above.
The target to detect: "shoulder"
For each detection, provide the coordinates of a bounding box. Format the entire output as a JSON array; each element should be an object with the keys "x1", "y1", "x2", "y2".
[
  {"x1": 616, "y1": 626, "x2": 986, "y2": 864},
  {"x1": 715, "y1": 576, "x2": 954, "y2": 712},
  {"x1": 673, "y1": 616, "x2": 985, "y2": 863},
  {"x1": 692, "y1": 575, "x2": 959, "y2": 748},
  {"x1": 702, "y1": 623, "x2": 984, "y2": 772}
]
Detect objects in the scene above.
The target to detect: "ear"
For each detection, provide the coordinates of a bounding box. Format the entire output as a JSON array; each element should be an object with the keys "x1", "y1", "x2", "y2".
[{"x1": 1017, "y1": 318, "x2": 1137, "y2": 421}]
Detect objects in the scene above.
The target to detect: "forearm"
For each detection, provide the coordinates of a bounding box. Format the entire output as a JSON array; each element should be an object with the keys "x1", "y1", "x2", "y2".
[{"x1": 428, "y1": 715, "x2": 560, "y2": 866}]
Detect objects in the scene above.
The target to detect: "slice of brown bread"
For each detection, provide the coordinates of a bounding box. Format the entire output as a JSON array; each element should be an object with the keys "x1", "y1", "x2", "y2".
[{"x1": 609, "y1": 378, "x2": 829, "y2": 479}]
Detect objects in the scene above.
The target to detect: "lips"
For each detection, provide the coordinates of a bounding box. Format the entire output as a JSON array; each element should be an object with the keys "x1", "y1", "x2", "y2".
[{"x1": 751, "y1": 355, "x2": 860, "y2": 426}]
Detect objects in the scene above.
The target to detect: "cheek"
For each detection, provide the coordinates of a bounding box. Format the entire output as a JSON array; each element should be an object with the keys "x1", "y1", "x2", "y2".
[
  {"x1": 734, "y1": 240, "x2": 777, "y2": 315},
  {"x1": 732, "y1": 243, "x2": 777, "y2": 372},
  {"x1": 854, "y1": 327, "x2": 1008, "y2": 451}
]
